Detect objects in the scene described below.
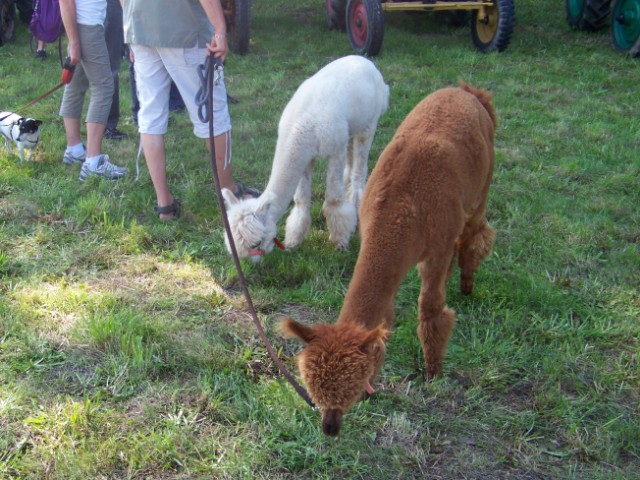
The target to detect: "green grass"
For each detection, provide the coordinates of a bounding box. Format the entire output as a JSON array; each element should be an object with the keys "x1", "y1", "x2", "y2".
[{"x1": 1, "y1": 0, "x2": 639, "y2": 478}]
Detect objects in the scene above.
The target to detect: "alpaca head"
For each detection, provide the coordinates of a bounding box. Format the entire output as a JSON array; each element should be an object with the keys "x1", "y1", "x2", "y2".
[
  {"x1": 221, "y1": 189, "x2": 278, "y2": 262},
  {"x1": 282, "y1": 318, "x2": 388, "y2": 436}
]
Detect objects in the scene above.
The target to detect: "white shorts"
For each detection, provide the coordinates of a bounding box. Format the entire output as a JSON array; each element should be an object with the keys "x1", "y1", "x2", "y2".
[{"x1": 131, "y1": 44, "x2": 231, "y2": 138}]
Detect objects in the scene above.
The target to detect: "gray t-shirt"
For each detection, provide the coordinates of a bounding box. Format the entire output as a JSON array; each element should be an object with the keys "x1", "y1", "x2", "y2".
[{"x1": 124, "y1": 0, "x2": 214, "y2": 48}]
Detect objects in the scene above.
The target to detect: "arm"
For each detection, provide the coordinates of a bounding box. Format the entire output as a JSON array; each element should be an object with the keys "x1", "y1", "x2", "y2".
[
  {"x1": 59, "y1": 0, "x2": 81, "y2": 65},
  {"x1": 199, "y1": 0, "x2": 228, "y2": 61}
]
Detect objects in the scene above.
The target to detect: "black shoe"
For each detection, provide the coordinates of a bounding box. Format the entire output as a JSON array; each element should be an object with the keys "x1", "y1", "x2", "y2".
[
  {"x1": 104, "y1": 127, "x2": 128, "y2": 140},
  {"x1": 35, "y1": 49, "x2": 46, "y2": 61}
]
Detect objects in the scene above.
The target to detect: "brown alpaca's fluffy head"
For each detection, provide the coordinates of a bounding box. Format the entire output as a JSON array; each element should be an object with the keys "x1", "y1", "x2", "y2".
[{"x1": 282, "y1": 318, "x2": 388, "y2": 436}]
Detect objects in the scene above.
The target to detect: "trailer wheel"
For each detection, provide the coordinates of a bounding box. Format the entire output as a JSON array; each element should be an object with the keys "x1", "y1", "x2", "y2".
[
  {"x1": 611, "y1": 0, "x2": 640, "y2": 51},
  {"x1": 346, "y1": 0, "x2": 384, "y2": 56},
  {"x1": 225, "y1": 0, "x2": 251, "y2": 55},
  {"x1": 471, "y1": 0, "x2": 515, "y2": 52},
  {"x1": 566, "y1": 0, "x2": 610, "y2": 31},
  {"x1": 327, "y1": 0, "x2": 348, "y2": 31},
  {"x1": 0, "y1": 0, "x2": 17, "y2": 46}
]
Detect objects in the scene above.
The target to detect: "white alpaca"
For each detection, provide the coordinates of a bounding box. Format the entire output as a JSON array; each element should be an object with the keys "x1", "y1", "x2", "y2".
[{"x1": 222, "y1": 55, "x2": 390, "y2": 261}]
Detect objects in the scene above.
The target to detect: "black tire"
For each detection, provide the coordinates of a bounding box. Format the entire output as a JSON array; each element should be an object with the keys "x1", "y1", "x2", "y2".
[
  {"x1": 0, "y1": 0, "x2": 17, "y2": 46},
  {"x1": 226, "y1": 0, "x2": 251, "y2": 55},
  {"x1": 15, "y1": 0, "x2": 31, "y2": 24},
  {"x1": 611, "y1": 0, "x2": 640, "y2": 51},
  {"x1": 327, "y1": 0, "x2": 348, "y2": 31},
  {"x1": 565, "y1": 0, "x2": 611, "y2": 31},
  {"x1": 471, "y1": 0, "x2": 515, "y2": 52},
  {"x1": 346, "y1": 0, "x2": 384, "y2": 57},
  {"x1": 632, "y1": 34, "x2": 640, "y2": 56}
]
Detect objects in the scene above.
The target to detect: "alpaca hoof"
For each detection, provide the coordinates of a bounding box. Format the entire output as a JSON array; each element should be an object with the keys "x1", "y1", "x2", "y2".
[
  {"x1": 460, "y1": 279, "x2": 474, "y2": 295},
  {"x1": 425, "y1": 363, "x2": 443, "y2": 381}
]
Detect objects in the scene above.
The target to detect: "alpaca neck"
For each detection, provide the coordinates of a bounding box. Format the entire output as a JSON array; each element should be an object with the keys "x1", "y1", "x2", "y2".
[
  {"x1": 337, "y1": 243, "x2": 409, "y2": 330},
  {"x1": 262, "y1": 139, "x2": 315, "y2": 222}
]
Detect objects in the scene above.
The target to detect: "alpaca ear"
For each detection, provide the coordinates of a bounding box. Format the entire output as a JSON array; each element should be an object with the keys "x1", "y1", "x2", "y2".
[
  {"x1": 281, "y1": 318, "x2": 316, "y2": 344},
  {"x1": 221, "y1": 188, "x2": 239, "y2": 207},
  {"x1": 255, "y1": 191, "x2": 276, "y2": 218},
  {"x1": 360, "y1": 326, "x2": 389, "y2": 353}
]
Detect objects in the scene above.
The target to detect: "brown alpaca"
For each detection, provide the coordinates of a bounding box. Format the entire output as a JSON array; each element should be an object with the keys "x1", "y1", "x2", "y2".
[{"x1": 283, "y1": 82, "x2": 497, "y2": 436}]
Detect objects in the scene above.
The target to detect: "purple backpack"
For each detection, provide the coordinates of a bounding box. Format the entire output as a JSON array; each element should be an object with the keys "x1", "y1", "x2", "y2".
[{"x1": 29, "y1": 0, "x2": 63, "y2": 43}]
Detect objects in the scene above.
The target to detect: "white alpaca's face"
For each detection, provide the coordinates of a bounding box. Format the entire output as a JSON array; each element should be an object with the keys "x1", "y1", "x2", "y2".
[{"x1": 222, "y1": 190, "x2": 277, "y2": 262}]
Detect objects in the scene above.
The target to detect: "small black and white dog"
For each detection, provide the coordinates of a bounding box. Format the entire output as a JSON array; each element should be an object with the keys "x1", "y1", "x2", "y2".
[{"x1": 0, "y1": 111, "x2": 43, "y2": 162}]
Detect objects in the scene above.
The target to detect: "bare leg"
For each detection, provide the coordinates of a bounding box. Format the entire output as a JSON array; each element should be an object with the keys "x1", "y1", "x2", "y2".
[
  {"x1": 206, "y1": 130, "x2": 237, "y2": 193},
  {"x1": 141, "y1": 133, "x2": 174, "y2": 219}
]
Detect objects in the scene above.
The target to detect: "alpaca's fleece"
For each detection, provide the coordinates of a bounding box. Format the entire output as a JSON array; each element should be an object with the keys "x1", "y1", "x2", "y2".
[
  {"x1": 223, "y1": 55, "x2": 389, "y2": 260},
  {"x1": 284, "y1": 82, "x2": 497, "y2": 436}
]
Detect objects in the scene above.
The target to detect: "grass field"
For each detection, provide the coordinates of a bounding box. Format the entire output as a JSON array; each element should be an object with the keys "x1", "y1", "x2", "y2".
[{"x1": 1, "y1": 0, "x2": 639, "y2": 478}]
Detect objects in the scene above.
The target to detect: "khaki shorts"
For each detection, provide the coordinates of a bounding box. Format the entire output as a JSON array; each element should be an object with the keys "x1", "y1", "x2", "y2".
[{"x1": 130, "y1": 44, "x2": 231, "y2": 138}]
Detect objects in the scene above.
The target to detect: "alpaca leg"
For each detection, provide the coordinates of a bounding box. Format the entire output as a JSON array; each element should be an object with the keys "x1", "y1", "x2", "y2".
[
  {"x1": 458, "y1": 218, "x2": 495, "y2": 295},
  {"x1": 349, "y1": 131, "x2": 375, "y2": 214},
  {"x1": 416, "y1": 258, "x2": 457, "y2": 380},
  {"x1": 323, "y1": 150, "x2": 356, "y2": 250},
  {"x1": 284, "y1": 165, "x2": 313, "y2": 249}
]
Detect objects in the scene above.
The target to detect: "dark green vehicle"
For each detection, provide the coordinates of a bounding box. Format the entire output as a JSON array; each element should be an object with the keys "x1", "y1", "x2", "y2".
[{"x1": 566, "y1": 0, "x2": 640, "y2": 55}]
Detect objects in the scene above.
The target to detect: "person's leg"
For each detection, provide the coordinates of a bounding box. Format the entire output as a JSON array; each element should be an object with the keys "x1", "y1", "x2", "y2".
[
  {"x1": 169, "y1": 81, "x2": 185, "y2": 112},
  {"x1": 132, "y1": 44, "x2": 175, "y2": 217},
  {"x1": 60, "y1": 54, "x2": 90, "y2": 164},
  {"x1": 104, "y1": 0, "x2": 124, "y2": 136},
  {"x1": 128, "y1": 54, "x2": 140, "y2": 125},
  {"x1": 78, "y1": 24, "x2": 113, "y2": 158},
  {"x1": 36, "y1": 39, "x2": 46, "y2": 60},
  {"x1": 77, "y1": 24, "x2": 126, "y2": 180}
]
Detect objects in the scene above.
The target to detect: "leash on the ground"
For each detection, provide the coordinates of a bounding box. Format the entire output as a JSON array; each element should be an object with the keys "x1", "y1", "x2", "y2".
[
  {"x1": 202, "y1": 55, "x2": 315, "y2": 409},
  {"x1": 1, "y1": 58, "x2": 75, "y2": 121}
]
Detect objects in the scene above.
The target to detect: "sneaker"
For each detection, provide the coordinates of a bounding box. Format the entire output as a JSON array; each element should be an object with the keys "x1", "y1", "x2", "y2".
[
  {"x1": 63, "y1": 148, "x2": 86, "y2": 165},
  {"x1": 104, "y1": 127, "x2": 128, "y2": 140},
  {"x1": 35, "y1": 49, "x2": 46, "y2": 61},
  {"x1": 79, "y1": 154, "x2": 127, "y2": 181}
]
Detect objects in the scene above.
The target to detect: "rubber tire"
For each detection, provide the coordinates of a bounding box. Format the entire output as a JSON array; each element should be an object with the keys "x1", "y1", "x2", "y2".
[
  {"x1": 0, "y1": 0, "x2": 17, "y2": 46},
  {"x1": 327, "y1": 0, "x2": 348, "y2": 31},
  {"x1": 227, "y1": 0, "x2": 251, "y2": 55},
  {"x1": 565, "y1": 0, "x2": 611, "y2": 31},
  {"x1": 15, "y1": 0, "x2": 31, "y2": 24},
  {"x1": 346, "y1": 0, "x2": 384, "y2": 57},
  {"x1": 611, "y1": 0, "x2": 640, "y2": 51},
  {"x1": 632, "y1": 27, "x2": 640, "y2": 56},
  {"x1": 471, "y1": 0, "x2": 515, "y2": 52}
]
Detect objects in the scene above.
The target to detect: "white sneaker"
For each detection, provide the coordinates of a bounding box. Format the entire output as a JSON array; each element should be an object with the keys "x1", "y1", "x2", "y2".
[{"x1": 79, "y1": 154, "x2": 127, "y2": 181}]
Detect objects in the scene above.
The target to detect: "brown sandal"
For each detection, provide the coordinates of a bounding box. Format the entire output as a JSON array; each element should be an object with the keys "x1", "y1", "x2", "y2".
[{"x1": 155, "y1": 198, "x2": 181, "y2": 221}]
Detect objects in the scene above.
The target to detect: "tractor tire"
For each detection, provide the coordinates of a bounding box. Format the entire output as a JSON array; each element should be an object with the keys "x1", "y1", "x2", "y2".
[
  {"x1": 225, "y1": 0, "x2": 251, "y2": 55},
  {"x1": 15, "y1": 0, "x2": 31, "y2": 24},
  {"x1": 346, "y1": 0, "x2": 384, "y2": 56},
  {"x1": 471, "y1": 0, "x2": 515, "y2": 52},
  {"x1": 566, "y1": 0, "x2": 611, "y2": 31},
  {"x1": 0, "y1": 0, "x2": 17, "y2": 46},
  {"x1": 327, "y1": 0, "x2": 348, "y2": 31},
  {"x1": 611, "y1": 0, "x2": 640, "y2": 51}
]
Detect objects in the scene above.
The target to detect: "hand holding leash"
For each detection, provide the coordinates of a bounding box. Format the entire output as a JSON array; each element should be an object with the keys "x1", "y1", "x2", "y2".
[{"x1": 61, "y1": 57, "x2": 76, "y2": 85}]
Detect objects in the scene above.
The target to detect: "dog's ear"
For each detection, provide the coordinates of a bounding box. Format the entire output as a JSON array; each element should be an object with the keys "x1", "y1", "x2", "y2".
[
  {"x1": 17, "y1": 118, "x2": 25, "y2": 125},
  {"x1": 281, "y1": 318, "x2": 317, "y2": 344},
  {"x1": 221, "y1": 188, "x2": 239, "y2": 207},
  {"x1": 35, "y1": 120, "x2": 43, "y2": 126}
]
